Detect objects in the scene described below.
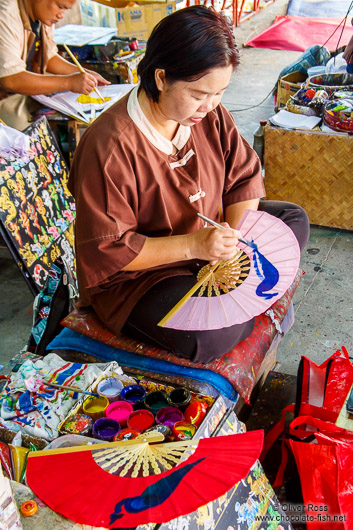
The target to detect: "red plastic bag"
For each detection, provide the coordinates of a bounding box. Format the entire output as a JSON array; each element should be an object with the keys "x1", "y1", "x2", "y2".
[
  {"x1": 295, "y1": 346, "x2": 353, "y2": 422},
  {"x1": 261, "y1": 346, "x2": 353, "y2": 528},
  {"x1": 289, "y1": 432, "x2": 353, "y2": 529}
]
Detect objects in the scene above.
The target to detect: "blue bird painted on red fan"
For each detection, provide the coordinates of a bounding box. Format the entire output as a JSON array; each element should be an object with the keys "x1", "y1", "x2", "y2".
[{"x1": 109, "y1": 457, "x2": 206, "y2": 524}]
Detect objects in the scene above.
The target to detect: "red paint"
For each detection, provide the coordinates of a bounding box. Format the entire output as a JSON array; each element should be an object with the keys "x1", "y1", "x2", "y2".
[{"x1": 127, "y1": 410, "x2": 154, "y2": 432}]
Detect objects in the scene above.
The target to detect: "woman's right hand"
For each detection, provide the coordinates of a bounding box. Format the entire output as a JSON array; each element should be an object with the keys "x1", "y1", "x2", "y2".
[
  {"x1": 186, "y1": 224, "x2": 242, "y2": 263},
  {"x1": 68, "y1": 72, "x2": 98, "y2": 94}
]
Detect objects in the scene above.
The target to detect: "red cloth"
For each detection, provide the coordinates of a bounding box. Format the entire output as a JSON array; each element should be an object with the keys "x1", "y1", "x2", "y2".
[{"x1": 245, "y1": 15, "x2": 353, "y2": 52}]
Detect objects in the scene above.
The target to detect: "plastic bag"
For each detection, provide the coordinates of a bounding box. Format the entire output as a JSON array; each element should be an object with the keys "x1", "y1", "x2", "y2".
[
  {"x1": 289, "y1": 429, "x2": 353, "y2": 529},
  {"x1": 275, "y1": 45, "x2": 331, "y2": 90},
  {"x1": 295, "y1": 346, "x2": 353, "y2": 421},
  {"x1": 261, "y1": 347, "x2": 353, "y2": 527}
]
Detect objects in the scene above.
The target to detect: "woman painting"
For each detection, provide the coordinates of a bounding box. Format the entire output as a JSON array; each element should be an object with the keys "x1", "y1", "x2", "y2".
[{"x1": 68, "y1": 6, "x2": 309, "y2": 364}]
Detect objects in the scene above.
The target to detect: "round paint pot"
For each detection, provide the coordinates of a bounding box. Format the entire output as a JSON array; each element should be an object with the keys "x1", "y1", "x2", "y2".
[
  {"x1": 120, "y1": 384, "x2": 147, "y2": 409},
  {"x1": 184, "y1": 401, "x2": 208, "y2": 427},
  {"x1": 167, "y1": 388, "x2": 191, "y2": 411},
  {"x1": 97, "y1": 377, "x2": 124, "y2": 403},
  {"x1": 82, "y1": 395, "x2": 109, "y2": 422},
  {"x1": 106, "y1": 400, "x2": 134, "y2": 427},
  {"x1": 127, "y1": 409, "x2": 154, "y2": 433},
  {"x1": 92, "y1": 417, "x2": 121, "y2": 441},
  {"x1": 172, "y1": 421, "x2": 196, "y2": 441},
  {"x1": 145, "y1": 424, "x2": 172, "y2": 441},
  {"x1": 61, "y1": 413, "x2": 93, "y2": 435},
  {"x1": 156, "y1": 406, "x2": 184, "y2": 428},
  {"x1": 144, "y1": 390, "x2": 169, "y2": 414},
  {"x1": 114, "y1": 428, "x2": 140, "y2": 441}
]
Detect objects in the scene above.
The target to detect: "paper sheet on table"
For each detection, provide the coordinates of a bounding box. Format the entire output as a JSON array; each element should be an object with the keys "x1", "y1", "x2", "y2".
[
  {"x1": 32, "y1": 84, "x2": 135, "y2": 123},
  {"x1": 269, "y1": 110, "x2": 322, "y2": 129},
  {"x1": 54, "y1": 24, "x2": 117, "y2": 46}
]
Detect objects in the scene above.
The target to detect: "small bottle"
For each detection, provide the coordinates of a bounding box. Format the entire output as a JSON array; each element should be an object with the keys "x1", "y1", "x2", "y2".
[{"x1": 253, "y1": 120, "x2": 267, "y2": 165}]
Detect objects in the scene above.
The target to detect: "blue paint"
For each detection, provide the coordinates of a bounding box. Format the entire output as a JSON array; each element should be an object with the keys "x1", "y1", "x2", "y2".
[
  {"x1": 109, "y1": 457, "x2": 206, "y2": 523},
  {"x1": 249, "y1": 240, "x2": 279, "y2": 300}
]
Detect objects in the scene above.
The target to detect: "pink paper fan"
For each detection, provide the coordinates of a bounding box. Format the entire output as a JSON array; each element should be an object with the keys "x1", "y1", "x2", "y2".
[{"x1": 159, "y1": 209, "x2": 300, "y2": 330}]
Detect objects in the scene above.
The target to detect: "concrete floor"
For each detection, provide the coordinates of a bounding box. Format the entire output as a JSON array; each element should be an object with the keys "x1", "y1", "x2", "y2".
[{"x1": 0, "y1": 0, "x2": 352, "y2": 376}]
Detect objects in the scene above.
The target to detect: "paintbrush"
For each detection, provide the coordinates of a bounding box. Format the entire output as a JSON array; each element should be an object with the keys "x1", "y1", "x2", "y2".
[
  {"x1": 197, "y1": 213, "x2": 253, "y2": 247},
  {"x1": 42, "y1": 381, "x2": 99, "y2": 398},
  {"x1": 63, "y1": 43, "x2": 104, "y2": 103}
]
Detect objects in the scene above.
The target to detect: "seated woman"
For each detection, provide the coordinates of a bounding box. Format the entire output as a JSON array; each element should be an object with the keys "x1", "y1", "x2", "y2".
[
  {"x1": 0, "y1": 0, "x2": 109, "y2": 130},
  {"x1": 69, "y1": 6, "x2": 309, "y2": 365}
]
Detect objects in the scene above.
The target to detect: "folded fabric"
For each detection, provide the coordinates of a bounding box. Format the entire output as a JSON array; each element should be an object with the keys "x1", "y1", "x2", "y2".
[{"x1": 0, "y1": 353, "x2": 102, "y2": 440}]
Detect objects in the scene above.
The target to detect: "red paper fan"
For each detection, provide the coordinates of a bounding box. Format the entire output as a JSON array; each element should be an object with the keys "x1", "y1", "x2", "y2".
[{"x1": 26, "y1": 430, "x2": 263, "y2": 527}]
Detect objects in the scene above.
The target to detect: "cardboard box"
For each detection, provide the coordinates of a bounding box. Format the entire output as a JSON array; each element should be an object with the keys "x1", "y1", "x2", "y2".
[
  {"x1": 94, "y1": 0, "x2": 176, "y2": 40},
  {"x1": 276, "y1": 71, "x2": 307, "y2": 109},
  {"x1": 80, "y1": 0, "x2": 117, "y2": 27}
]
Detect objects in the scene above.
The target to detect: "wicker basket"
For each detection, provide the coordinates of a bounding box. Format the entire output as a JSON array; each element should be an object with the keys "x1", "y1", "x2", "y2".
[{"x1": 264, "y1": 126, "x2": 353, "y2": 230}]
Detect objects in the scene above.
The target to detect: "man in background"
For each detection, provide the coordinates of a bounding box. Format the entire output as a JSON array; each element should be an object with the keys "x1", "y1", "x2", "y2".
[{"x1": 0, "y1": 0, "x2": 109, "y2": 129}]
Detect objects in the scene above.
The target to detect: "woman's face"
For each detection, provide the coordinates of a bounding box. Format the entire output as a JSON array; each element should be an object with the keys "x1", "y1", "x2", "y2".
[{"x1": 155, "y1": 64, "x2": 233, "y2": 127}]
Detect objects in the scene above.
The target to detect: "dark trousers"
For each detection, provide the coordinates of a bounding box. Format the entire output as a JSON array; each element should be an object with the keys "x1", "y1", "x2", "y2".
[{"x1": 122, "y1": 201, "x2": 310, "y2": 364}]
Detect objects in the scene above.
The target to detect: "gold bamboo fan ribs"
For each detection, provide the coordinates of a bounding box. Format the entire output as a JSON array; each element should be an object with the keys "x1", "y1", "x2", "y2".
[
  {"x1": 93, "y1": 436, "x2": 198, "y2": 477},
  {"x1": 197, "y1": 249, "x2": 251, "y2": 296}
]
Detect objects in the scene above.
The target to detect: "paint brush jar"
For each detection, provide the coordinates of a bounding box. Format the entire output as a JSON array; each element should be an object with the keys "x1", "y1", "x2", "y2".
[
  {"x1": 120, "y1": 384, "x2": 147, "y2": 409},
  {"x1": 156, "y1": 406, "x2": 184, "y2": 428},
  {"x1": 127, "y1": 410, "x2": 155, "y2": 433},
  {"x1": 144, "y1": 391, "x2": 169, "y2": 415},
  {"x1": 92, "y1": 418, "x2": 121, "y2": 442},
  {"x1": 97, "y1": 378, "x2": 124, "y2": 403},
  {"x1": 82, "y1": 395, "x2": 109, "y2": 422},
  {"x1": 167, "y1": 388, "x2": 191, "y2": 411}
]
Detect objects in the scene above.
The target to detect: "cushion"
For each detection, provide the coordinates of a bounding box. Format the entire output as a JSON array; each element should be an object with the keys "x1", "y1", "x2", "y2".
[{"x1": 51, "y1": 271, "x2": 302, "y2": 403}]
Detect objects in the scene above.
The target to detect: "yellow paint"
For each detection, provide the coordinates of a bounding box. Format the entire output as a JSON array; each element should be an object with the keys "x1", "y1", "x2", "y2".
[
  {"x1": 76, "y1": 94, "x2": 111, "y2": 104},
  {"x1": 290, "y1": 342, "x2": 294, "y2": 347},
  {"x1": 316, "y1": 333, "x2": 321, "y2": 337},
  {"x1": 84, "y1": 403, "x2": 105, "y2": 412}
]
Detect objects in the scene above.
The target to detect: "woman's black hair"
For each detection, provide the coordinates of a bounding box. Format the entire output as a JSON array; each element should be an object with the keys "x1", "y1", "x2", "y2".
[{"x1": 137, "y1": 6, "x2": 239, "y2": 102}]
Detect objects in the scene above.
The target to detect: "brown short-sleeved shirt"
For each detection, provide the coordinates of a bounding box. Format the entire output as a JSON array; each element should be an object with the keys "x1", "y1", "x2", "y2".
[{"x1": 69, "y1": 88, "x2": 265, "y2": 333}]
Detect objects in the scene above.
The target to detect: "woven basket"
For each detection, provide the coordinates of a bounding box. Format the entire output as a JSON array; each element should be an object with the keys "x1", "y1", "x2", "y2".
[{"x1": 264, "y1": 126, "x2": 353, "y2": 230}]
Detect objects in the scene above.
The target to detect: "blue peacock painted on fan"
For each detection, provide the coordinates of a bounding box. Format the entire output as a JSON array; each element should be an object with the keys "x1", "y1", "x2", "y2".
[
  {"x1": 249, "y1": 239, "x2": 279, "y2": 300},
  {"x1": 109, "y1": 457, "x2": 206, "y2": 524}
]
